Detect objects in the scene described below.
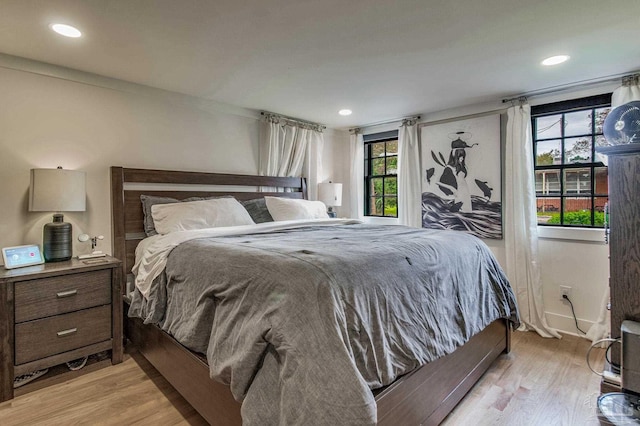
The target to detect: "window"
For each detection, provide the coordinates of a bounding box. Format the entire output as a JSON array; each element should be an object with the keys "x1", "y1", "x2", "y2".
[
  {"x1": 364, "y1": 131, "x2": 398, "y2": 217},
  {"x1": 532, "y1": 94, "x2": 610, "y2": 227}
]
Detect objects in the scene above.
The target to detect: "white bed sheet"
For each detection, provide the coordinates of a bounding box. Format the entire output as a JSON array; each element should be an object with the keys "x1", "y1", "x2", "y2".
[{"x1": 133, "y1": 218, "x2": 362, "y2": 298}]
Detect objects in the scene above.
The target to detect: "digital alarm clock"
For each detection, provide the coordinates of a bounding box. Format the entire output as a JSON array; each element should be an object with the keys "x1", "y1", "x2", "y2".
[{"x1": 2, "y1": 244, "x2": 45, "y2": 269}]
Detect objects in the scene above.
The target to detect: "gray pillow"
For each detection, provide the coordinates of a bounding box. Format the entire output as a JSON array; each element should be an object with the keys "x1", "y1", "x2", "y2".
[
  {"x1": 141, "y1": 194, "x2": 232, "y2": 236},
  {"x1": 241, "y1": 198, "x2": 274, "y2": 224}
]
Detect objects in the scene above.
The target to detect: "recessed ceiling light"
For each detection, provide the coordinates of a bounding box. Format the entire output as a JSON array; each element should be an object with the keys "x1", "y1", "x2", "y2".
[
  {"x1": 541, "y1": 55, "x2": 570, "y2": 66},
  {"x1": 50, "y1": 23, "x2": 82, "y2": 38},
  {"x1": 338, "y1": 109, "x2": 352, "y2": 116}
]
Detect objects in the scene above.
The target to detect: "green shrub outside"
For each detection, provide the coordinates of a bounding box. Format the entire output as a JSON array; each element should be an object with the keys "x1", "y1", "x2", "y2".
[{"x1": 542, "y1": 210, "x2": 605, "y2": 226}]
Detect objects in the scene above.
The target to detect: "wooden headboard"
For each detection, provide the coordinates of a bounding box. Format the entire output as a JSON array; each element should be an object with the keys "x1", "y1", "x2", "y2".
[{"x1": 110, "y1": 167, "x2": 307, "y2": 284}]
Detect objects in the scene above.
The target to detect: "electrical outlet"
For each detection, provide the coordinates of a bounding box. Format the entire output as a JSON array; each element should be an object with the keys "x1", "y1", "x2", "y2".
[{"x1": 560, "y1": 285, "x2": 572, "y2": 301}]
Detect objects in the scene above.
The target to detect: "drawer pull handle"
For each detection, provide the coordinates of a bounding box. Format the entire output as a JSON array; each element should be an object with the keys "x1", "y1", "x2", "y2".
[
  {"x1": 56, "y1": 290, "x2": 78, "y2": 298},
  {"x1": 56, "y1": 328, "x2": 78, "y2": 337}
]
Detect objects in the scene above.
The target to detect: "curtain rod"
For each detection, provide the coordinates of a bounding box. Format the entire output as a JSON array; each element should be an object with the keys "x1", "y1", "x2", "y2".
[
  {"x1": 260, "y1": 111, "x2": 326, "y2": 130},
  {"x1": 349, "y1": 115, "x2": 421, "y2": 132},
  {"x1": 350, "y1": 71, "x2": 638, "y2": 131},
  {"x1": 502, "y1": 71, "x2": 640, "y2": 104}
]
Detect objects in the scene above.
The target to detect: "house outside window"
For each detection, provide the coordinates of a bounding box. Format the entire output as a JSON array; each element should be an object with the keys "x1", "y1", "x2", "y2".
[
  {"x1": 532, "y1": 94, "x2": 610, "y2": 227},
  {"x1": 364, "y1": 131, "x2": 398, "y2": 217}
]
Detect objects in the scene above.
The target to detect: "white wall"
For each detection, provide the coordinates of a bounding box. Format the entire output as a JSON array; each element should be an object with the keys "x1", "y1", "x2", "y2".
[
  {"x1": 538, "y1": 233, "x2": 609, "y2": 335},
  {"x1": 0, "y1": 63, "x2": 339, "y2": 258}
]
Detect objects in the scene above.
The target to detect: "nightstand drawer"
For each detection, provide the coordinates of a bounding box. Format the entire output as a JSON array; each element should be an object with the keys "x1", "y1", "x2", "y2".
[
  {"x1": 14, "y1": 305, "x2": 111, "y2": 365},
  {"x1": 14, "y1": 269, "x2": 111, "y2": 322}
]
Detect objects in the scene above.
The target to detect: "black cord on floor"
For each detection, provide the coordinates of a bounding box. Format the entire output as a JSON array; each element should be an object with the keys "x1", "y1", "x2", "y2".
[
  {"x1": 605, "y1": 341, "x2": 622, "y2": 373},
  {"x1": 563, "y1": 294, "x2": 587, "y2": 335}
]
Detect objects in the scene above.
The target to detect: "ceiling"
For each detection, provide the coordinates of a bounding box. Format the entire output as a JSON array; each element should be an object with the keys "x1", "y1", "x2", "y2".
[{"x1": 0, "y1": 0, "x2": 638, "y2": 128}]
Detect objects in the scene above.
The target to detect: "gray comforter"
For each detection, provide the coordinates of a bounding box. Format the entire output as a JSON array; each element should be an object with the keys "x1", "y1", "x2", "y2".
[{"x1": 129, "y1": 223, "x2": 519, "y2": 425}]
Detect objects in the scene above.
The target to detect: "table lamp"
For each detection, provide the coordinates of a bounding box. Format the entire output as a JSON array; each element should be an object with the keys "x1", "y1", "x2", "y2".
[
  {"x1": 29, "y1": 167, "x2": 86, "y2": 262},
  {"x1": 318, "y1": 182, "x2": 343, "y2": 218}
]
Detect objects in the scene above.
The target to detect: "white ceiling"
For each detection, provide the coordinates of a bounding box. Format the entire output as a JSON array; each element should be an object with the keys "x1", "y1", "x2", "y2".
[{"x1": 0, "y1": 0, "x2": 638, "y2": 128}]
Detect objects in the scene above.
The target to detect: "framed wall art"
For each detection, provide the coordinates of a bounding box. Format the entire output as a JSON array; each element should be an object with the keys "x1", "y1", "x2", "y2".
[{"x1": 420, "y1": 113, "x2": 503, "y2": 239}]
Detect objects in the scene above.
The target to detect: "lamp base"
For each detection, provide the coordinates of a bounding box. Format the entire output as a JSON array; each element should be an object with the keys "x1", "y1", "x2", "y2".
[{"x1": 43, "y1": 214, "x2": 72, "y2": 262}]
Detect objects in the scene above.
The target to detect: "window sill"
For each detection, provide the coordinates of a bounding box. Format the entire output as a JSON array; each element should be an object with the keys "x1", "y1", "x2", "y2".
[
  {"x1": 537, "y1": 226, "x2": 606, "y2": 243},
  {"x1": 362, "y1": 216, "x2": 399, "y2": 225}
]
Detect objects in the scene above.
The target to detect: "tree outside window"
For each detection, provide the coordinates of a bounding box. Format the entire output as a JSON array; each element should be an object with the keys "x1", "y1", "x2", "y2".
[
  {"x1": 364, "y1": 135, "x2": 398, "y2": 217},
  {"x1": 532, "y1": 95, "x2": 610, "y2": 227}
]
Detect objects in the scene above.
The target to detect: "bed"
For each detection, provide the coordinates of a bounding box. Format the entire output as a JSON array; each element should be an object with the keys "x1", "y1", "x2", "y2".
[{"x1": 110, "y1": 166, "x2": 518, "y2": 425}]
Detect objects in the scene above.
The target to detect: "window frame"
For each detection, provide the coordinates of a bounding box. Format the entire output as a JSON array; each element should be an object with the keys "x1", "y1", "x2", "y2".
[
  {"x1": 531, "y1": 94, "x2": 611, "y2": 228},
  {"x1": 363, "y1": 131, "x2": 399, "y2": 218}
]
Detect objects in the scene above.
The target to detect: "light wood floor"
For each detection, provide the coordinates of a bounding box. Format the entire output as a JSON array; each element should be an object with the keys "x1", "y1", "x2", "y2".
[
  {"x1": 443, "y1": 331, "x2": 605, "y2": 426},
  {"x1": 0, "y1": 331, "x2": 605, "y2": 425}
]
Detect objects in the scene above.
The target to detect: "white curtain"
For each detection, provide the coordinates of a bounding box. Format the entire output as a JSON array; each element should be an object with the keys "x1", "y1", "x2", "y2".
[
  {"x1": 349, "y1": 131, "x2": 364, "y2": 219},
  {"x1": 398, "y1": 120, "x2": 422, "y2": 227},
  {"x1": 303, "y1": 129, "x2": 324, "y2": 201},
  {"x1": 259, "y1": 116, "x2": 324, "y2": 199},
  {"x1": 505, "y1": 103, "x2": 561, "y2": 339},
  {"x1": 587, "y1": 75, "x2": 640, "y2": 343},
  {"x1": 586, "y1": 289, "x2": 611, "y2": 344},
  {"x1": 259, "y1": 119, "x2": 284, "y2": 178},
  {"x1": 611, "y1": 75, "x2": 640, "y2": 107}
]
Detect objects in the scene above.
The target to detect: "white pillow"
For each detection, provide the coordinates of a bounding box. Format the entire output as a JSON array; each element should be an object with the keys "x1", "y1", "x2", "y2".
[
  {"x1": 264, "y1": 196, "x2": 329, "y2": 221},
  {"x1": 151, "y1": 197, "x2": 255, "y2": 234}
]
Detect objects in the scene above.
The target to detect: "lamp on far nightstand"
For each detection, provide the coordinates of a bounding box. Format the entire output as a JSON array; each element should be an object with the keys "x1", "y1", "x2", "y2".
[
  {"x1": 29, "y1": 167, "x2": 86, "y2": 262},
  {"x1": 318, "y1": 182, "x2": 342, "y2": 218}
]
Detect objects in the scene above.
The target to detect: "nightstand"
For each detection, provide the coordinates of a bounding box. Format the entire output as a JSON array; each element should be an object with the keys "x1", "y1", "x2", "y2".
[{"x1": 0, "y1": 256, "x2": 122, "y2": 402}]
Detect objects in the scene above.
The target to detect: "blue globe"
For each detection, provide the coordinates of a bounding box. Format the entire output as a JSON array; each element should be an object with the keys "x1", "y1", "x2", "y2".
[{"x1": 603, "y1": 101, "x2": 640, "y2": 145}]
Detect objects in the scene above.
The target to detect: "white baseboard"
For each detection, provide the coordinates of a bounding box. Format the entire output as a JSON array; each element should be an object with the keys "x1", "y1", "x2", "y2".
[{"x1": 545, "y1": 311, "x2": 594, "y2": 338}]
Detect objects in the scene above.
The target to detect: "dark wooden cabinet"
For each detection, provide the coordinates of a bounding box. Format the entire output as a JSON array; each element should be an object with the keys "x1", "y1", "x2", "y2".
[
  {"x1": 598, "y1": 144, "x2": 640, "y2": 366},
  {"x1": 0, "y1": 256, "x2": 122, "y2": 402}
]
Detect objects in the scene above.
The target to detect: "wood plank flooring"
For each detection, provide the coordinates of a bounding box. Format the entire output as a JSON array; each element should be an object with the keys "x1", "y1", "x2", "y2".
[
  {"x1": 0, "y1": 331, "x2": 605, "y2": 425},
  {"x1": 443, "y1": 331, "x2": 605, "y2": 426}
]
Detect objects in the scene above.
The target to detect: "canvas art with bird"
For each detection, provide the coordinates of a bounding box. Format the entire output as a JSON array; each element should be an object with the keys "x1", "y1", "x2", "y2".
[{"x1": 421, "y1": 124, "x2": 502, "y2": 239}]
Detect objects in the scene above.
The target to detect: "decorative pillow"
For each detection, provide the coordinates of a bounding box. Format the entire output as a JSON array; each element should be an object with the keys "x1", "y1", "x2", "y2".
[
  {"x1": 141, "y1": 195, "x2": 232, "y2": 236},
  {"x1": 141, "y1": 195, "x2": 187, "y2": 236},
  {"x1": 151, "y1": 198, "x2": 255, "y2": 235},
  {"x1": 241, "y1": 198, "x2": 274, "y2": 224},
  {"x1": 264, "y1": 196, "x2": 329, "y2": 221}
]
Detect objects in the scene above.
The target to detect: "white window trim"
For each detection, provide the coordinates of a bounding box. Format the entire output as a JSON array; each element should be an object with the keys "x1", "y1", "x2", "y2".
[
  {"x1": 362, "y1": 216, "x2": 399, "y2": 225},
  {"x1": 537, "y1": 225, "x2": 606, "y2": 243}
]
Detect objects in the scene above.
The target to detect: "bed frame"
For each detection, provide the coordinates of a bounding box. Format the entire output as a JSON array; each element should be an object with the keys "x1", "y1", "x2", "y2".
[{"x1": 110, "y1": 166, "x2": 511, "y2": 426}]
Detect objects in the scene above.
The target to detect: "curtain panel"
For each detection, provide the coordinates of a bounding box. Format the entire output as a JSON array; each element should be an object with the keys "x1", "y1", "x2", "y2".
[
  {"x1": 259, "y1": 116, "x2": 323, "y2": 199},
  {"x1": 504, "y1": 104, "x2": 560, "y2": 339},
  {"x1": 304, "y1": 129, "x2": 323, "y2": 201},
  {"x1": 611, "y1": 74, "x2": 640, "y2": 107},
  {"x1": 398, "y1": 121, "x2": 422, "y2": 227},
  {"x1": 349, "y1": 131, "x2": 364, "y2": 219}
]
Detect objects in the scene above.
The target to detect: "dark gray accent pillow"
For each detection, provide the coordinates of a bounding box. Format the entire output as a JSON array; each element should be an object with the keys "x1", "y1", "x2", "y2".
[
  {"x1": 241, "y1": 198, "x2": 274, "y2": 224},
  {"x1": 140, "y1": 195, "x2": 232, "y2": 236}
]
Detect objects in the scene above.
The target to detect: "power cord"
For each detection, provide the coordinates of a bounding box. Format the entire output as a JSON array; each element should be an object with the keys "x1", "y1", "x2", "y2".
[
  {"x1": 562, "y1": 294, "x2": 586, "y2": 335},
  {"x1": 586, "y1": 338, "x2": 621, "y2": 376},
  {"x1": 606, "y1": 340, "x2": 621, "y2": 375}
]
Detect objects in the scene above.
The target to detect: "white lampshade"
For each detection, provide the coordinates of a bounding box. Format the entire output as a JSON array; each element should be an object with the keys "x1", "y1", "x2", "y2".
[
  {"x1": 318, "y1": 182, "x2": 343, "y2": 207},
  {"x1": 29, "y1": 168, "x2": 86, "y2": 212}
]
